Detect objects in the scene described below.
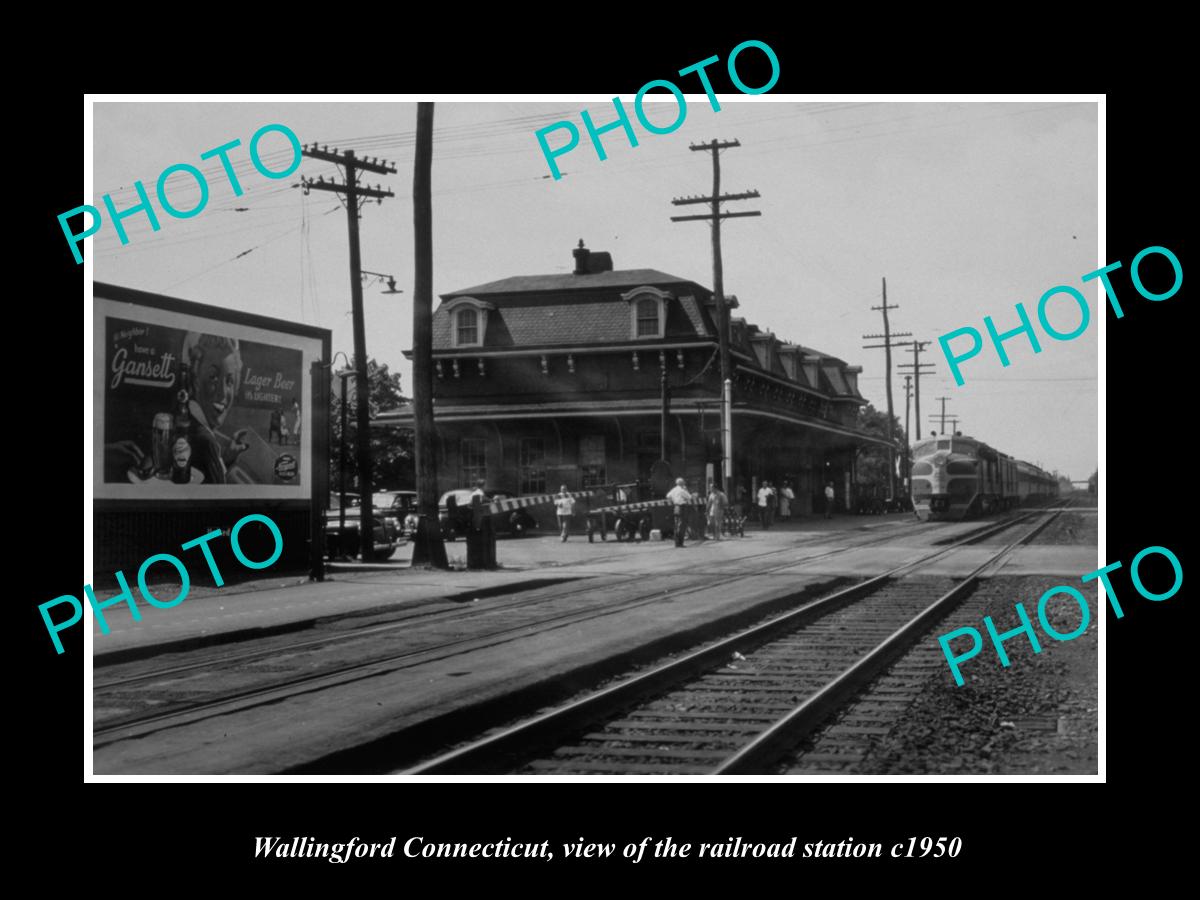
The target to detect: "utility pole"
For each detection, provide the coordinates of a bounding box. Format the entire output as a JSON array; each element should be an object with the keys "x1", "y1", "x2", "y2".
[
  {"x1": 897, "y1": 339, "x2": 935, "y2": 440},
  {"x1": 301, "y1": 144, "x2": 395, "y2": 561},
  {"x1": 410, "y1": 102, "x2": 449, "y2": 569},
  {"x1": 929, "y1": 396, "x2": 951, "y2": 434},
  {"x1": 671, "y1": 139, "x2": 761, "y2": 493},
  {"x1": 903, "y1": 376, "x2": 912, "y2": 446},
  {"x1": 660, "y1": 366, "x2": 670, "y2": 464},
  {"x1": 862, "y1": 278, "x2": 911, "y2": 501},
  {"x1": 338, "y1": 369, "x2": 350, "y2": 546},
  {"x1": 902, "y1": 375, "x2": 912, "y2": 494}
]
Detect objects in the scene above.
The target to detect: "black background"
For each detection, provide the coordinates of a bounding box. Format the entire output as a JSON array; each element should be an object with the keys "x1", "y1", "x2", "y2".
[{"x1": 22, "y1": 26, "x2": 1185, "y2": 886}]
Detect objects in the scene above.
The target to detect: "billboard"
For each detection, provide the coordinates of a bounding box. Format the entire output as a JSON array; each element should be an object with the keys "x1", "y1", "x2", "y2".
[{"x1": 94, "y1": 291, "x2": 326, "y2": 501}]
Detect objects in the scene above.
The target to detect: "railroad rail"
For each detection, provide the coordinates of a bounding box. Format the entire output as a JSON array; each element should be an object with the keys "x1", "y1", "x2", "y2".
[
  {"x1": 403, "y1": 500, "x2": 1072, "y2": 774},
  {"x1": 93, "y1": 520, "x2": 939, "y2": 745}
]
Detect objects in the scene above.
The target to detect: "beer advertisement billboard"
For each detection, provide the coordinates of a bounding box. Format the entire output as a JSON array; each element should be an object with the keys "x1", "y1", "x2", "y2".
[{"x1": 94, "y1": 291, "x2": 325, "y2": 501}]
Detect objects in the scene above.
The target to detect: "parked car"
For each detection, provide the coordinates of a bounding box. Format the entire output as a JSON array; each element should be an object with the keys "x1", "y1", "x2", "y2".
[
  {"x1": 438, "y1": 489, "x2": 538, "y2": 541},
  {"x1": 372, "y1": 490, "x2": 418, "y2": 537},
  {"x1": 325, "y1": 493, "x2": 397, "y2": 560}
]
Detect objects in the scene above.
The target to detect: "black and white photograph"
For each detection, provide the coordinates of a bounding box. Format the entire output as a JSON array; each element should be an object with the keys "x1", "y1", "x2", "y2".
[{"x1": 76, "y1": 95, "x2": 1115, "y2": 784}]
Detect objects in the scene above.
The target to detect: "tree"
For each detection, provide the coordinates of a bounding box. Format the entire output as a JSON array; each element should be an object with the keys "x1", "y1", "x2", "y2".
[
  {"x1": 854, "y1": 403, "x2": 904, "y2": 501},
  {"x1": 330, "y1": 357, "x2": 414, "y2": 494}
]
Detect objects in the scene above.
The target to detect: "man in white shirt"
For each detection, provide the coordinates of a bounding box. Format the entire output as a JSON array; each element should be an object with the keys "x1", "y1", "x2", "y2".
[
  {"x1": 555, "y1": 485, "x2": 576, "y2": 541},
  {"x1": 757, "y1": 482, "x2": 776, "y2": 529},
  {"x1": 665, "y1": 477, "x2": 693, "y2": 548},
  {"x1": 824, "y1": 482, "x2": 836, "y2": 519}
]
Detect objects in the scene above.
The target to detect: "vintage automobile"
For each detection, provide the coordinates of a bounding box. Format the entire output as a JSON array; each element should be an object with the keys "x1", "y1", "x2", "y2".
[
  {"x1": 437, "y1": 489, "x2": 538, "y2": 541},
  {"x1": 324, "y1": 493, "x2": 398, "y2": 559},
  {"x1": 372, "y1": 490, "x2": 418, "y2": 538}
]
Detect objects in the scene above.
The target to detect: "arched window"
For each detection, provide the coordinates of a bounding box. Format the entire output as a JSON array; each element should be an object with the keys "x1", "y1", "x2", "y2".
[
  {"x1": 636, "y1": 298, "x2": 659, "y2": 337},
  {"x1": 456, "y1": 308, "x2": 479, "y2": 346},
  {"x1": 622, "y1": 286, "x2": 671, "y2": 339}
]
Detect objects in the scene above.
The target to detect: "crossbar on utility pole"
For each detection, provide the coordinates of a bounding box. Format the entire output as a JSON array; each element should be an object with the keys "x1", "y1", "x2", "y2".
[
  {"x1": 300, "y1": 145, "x2": 395, "y2": 562},
  {"x1": 671, "y1": 139, "x2": 761, "y2": 494}
]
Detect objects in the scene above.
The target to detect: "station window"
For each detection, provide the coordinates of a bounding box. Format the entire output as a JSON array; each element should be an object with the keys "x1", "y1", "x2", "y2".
[
  {"x1": 456, "y1": 308, "x2": 479, "y2": 346},
  {"x1": 580, "y1": 435, "x2": 606, "y2": 487},
  {"x1": 519, "y1": 438, "x2": 546, "y2": 495},
  {"x1": 636, "y1": 298, "x2": 659, "y2": 337},
  {"x1": 460, "y1": 438, "x2": 487, "y2": 487}
]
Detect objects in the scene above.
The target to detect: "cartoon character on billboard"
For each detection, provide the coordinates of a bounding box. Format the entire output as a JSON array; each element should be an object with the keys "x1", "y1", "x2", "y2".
[
  {"x1": 177, "y1": 331, "x2": 250, "y2": 483},
  {"x1": 106, "y1": 330, "x2": 250, "y2": 485}
]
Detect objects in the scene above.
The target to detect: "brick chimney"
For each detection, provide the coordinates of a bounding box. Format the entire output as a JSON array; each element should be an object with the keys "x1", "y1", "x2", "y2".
[{"x1": 573, "y1": 239, "x2": 590, "y2": 275}]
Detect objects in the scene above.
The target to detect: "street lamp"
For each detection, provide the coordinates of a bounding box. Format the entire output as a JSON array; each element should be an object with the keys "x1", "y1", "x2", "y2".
[{"x1": 362, "y1": 270, "x2": 404, "y2": 295}]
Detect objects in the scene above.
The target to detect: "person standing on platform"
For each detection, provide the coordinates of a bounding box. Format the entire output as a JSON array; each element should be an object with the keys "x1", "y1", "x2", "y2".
[
  {"x1": 780, "y1": 481, "x2": 795, "y2": 521},
  {"x1": 759, "y1": 481, "x2": 777, "y2": 529},
  {"x1": 555, "y1": 485, "x2": 576, "y2": 542},
  {"x1": 825, "y1": 482, "x2": 837, "y2": 519},
  {"x1": 666, "y1": 477, "x2": 694, "y2": 548},
  {"x1": 706, "y1": 481, "x2": 728, "y2": 540}
]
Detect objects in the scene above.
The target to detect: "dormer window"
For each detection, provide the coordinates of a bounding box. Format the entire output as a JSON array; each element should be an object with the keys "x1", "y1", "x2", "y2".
[
  {"x1": 621, "y1": 286, "x2": 671, "y2": 339},
  {"x1": 636, "y1": 298, "x2": 658, "y2": 337},
  {"x1": 444, "y1": 296, "x2": 495, "y2": 348},
  {"x1": 456, "y1": 308, "x2": 479, "y2": 345}
]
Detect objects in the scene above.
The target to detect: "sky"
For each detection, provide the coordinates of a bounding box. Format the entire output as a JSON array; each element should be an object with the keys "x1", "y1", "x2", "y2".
[{"x1": 91, "y1": 98, "x2": 1098, "y2": 480}]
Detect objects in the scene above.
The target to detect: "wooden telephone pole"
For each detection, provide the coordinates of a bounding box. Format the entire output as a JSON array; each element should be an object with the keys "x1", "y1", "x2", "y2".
[
  {"x1": 671, "y1": 140, "x2": 761, "y2": 492},
  {"x1": 862, "y1": 278, "x2": 911, "y2": 501},
  {"x1": 930, "y1": 396, "x2": 952, "y2": 434},
  {"x1": 410, "y1": 102, "x2": 449, "y2": 569},
  {"x1": 898, "y1": 339, "x2": 936, "y2": 440},
  {"x1": 300, "y1": 144, "x2": 395, "y2": 560}
]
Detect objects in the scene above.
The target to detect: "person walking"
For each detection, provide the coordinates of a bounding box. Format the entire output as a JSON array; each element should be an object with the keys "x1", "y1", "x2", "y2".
[
  {"x1": 824, "y1": 482, "x2": 836, "y2": 519},
  {"x1": 706, "y1": 481, "x2": 728, "y2": 540},
  {"x1": 666, "y1": 477, "x2": 694, "y2": 548},
  {"x1": 555, "y1": 485, "x2": 576, "y2": 542},
  {"x1": 780, "y1": 481, "x2": 795, "y2": 521}
]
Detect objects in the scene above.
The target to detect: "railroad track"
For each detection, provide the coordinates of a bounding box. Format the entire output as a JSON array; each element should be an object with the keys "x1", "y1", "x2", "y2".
[
  {"x1": 93, "y1": 519, "x2": 948, "y2": 744},
  {"x1": 402, "y1": 501, "x2": 1071, "y2": 775}
]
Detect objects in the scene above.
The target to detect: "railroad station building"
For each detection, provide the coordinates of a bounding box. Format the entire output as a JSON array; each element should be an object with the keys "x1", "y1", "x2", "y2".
[{"x1": 379, "y1": 242, "x2": 890, "y2": 525}]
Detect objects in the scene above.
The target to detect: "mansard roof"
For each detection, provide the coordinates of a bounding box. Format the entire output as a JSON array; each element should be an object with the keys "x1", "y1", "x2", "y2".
[{"x1": 429, "y1": 246, "x2": 863, "y2": 402}]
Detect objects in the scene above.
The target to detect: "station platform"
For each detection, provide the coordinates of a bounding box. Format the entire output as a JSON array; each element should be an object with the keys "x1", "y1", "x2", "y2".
[{"x1": 90, "y1": 513, "x2": 917, "y2": 658}]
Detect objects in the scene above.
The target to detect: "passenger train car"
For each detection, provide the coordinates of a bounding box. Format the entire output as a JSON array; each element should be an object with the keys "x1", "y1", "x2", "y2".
[{"x1": 910, "y1": 433, "x2": 1058, "y2": 521}]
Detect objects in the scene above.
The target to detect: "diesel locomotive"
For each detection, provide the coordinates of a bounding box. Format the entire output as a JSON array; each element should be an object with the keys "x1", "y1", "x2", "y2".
[{"x1": 910, "y1": 433, "x2": 1057, "y2": 521}]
